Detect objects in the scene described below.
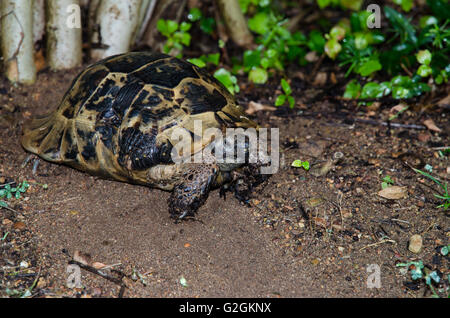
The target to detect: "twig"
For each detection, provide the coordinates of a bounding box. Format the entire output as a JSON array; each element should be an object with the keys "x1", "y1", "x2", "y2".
[
  {"x1": 0, "y1": 201, "x2": 19, "y2": 213},
  {"x1": 431, "y1": 146, "x2": 449, "y2": 150},
  {"x1": 354, "y1": 118, "x2": 426, "y2": 130},
  {"x1": 136, "y1": 0, "x2": 157, "y2": 44},
  {"x1": 308, "y1": 53, "x2": 325, "y2": 82},
  {"x1": 68, "y1": 259, "x2": 125, "y2": 287},
  {"x1": 359, "y1": 239, "x2": 397, "y2": 251}
]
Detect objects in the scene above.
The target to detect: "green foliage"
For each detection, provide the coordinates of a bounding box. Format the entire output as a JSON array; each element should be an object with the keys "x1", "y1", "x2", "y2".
[
  {"x1": 0, "y1": 180, "x2": 30, "y2": 209},
  {"x1": 291, "y1": 159, "x2": 310, "y2": 170},
  {"x1": 413, "y1": 168, "x2": 450, "y2": 210},
  {"x1": 275, "y1": 79, "x2": 295, "y2": 108},
  {"x1": 157, "y1": 19, "x2": 192, "y2": 58},
  {"x1": 381, "y1": 175, "x2": 395, "y2": 189},
  {"x1": 384, "y1": 6, "x2": 418, "y2": 45},
  {"x1": 214, "y1": 68, "x2": 239, "y2": 95},
  {"x1": 187, "y1": 8, "x2": 215, "y2": 34},
  {"x1": 239, "y1": 0, "x2": 270, "y2": 14},
  {"x1": 392, "y1": 0, "x2": 414, "y2": 12},
  {"x1": 0, "y1": 181, "x2": 30, "y2": 200},
  {"x1": 396, "y1": 260, "x2": 444, "y2": 298},
  {"x1": 187, "y1": 53, "x2": 220, "y2": 68},
  {"x1": 240, "y1": 4, "x2": 310, "y2": 85},
  {"x1": 346, "y1": 74, "x2": 431, "y2": 100},
  {"x1": 343, "y1": 80, "x2": 361, "y2": 98},
  {"x1": 316, "y1": 0, "x2": 363, "y2": 11},
  {"x1": 336, "y1": 2, "x2": 449, "y2": 101},
  {"x1": 338, "y1": 36, "x2": 382, "y2": 77}
]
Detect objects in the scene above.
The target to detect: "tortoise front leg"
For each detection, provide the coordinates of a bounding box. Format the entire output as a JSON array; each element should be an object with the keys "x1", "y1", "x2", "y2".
[{"x1": 168, "y1": 164, "x2": 218, "y2": 219}]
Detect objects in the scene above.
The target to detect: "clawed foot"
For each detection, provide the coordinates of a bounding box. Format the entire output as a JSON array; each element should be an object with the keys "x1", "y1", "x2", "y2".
[{"x1": 21, "y1": 154, "x2": 40, "y2": 176}]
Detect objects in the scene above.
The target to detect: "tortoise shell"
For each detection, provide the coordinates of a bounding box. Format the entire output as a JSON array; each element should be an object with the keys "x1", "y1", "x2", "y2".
[{"x1": 21, "y1": 52, "x2": 257, "y2": 192}]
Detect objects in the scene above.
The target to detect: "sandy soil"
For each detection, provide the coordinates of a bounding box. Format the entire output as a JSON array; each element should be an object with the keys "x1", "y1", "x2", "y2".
[{"x1": 0, "y1": 64, "x2": 448, "y2": 298}]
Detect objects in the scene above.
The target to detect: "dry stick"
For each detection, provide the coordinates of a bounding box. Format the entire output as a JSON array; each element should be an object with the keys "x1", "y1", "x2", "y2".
[
  {"x1": 0, "y1": 201, "x2": 19, "y2": 213},
  {"x1": 307, "y1": 53, "x2": 325, "y2": 82},
  {"x1": 135, "y1": 0, "x2": 157, "y2": 45},
  {"x1": 295, "y1": 110, "x2": 427, "y2": 130},
  {"x1": 140, "y1": 0, "x2": 176, "y2": 49},
  {"x1": 174, "y1": 0, "x2": 187, "y2": 25},
  {"x1": 354, "y1": 118, "x2": 427, "y2": 130},
  {"x1": 286, "y1": 8, "x2": 312, "y2": 33},
  {"x1": 68, "y1": 260, "x2": 126, "y2": 288},
  {"x1": 359, "y1": 239, "x2": 397, "y2": 251},
  {"x1": 431, "y1": 146, "x2": 450, "y2": 150},
  {"x1": 62, "y1": 249, "x2": 127, "y2": 297}
]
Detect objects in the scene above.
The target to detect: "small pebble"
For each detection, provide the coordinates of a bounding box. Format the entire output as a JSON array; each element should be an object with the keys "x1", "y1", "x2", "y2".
[
  {"x1": 19, "y1": 261, "x2": 29, "y2": 268},
  {"x1": 408, "y1": 234, "x2": 423, "y2": 254}
]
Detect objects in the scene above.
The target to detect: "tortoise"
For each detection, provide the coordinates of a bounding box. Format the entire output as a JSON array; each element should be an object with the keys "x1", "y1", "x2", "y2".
[{"x1": 21, "y1": 52, "x2": 267, "y2": 219}]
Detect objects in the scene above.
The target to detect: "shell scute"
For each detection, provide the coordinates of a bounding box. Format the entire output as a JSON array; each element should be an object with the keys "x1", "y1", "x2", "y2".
[
  {"x1": 131, "y1": 58, "x2": 199, "y2": 88},
  {"x1": 21, "y1": 52, "x2": 258, "y2": 185}
]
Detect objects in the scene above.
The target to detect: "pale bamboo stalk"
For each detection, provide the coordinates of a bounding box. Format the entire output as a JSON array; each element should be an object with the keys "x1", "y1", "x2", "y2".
[
  {"x1": 46, "y1": 0, "x2": 82, "y2": 70},
  {"x1": 33, "y1": 0, "x2": 45, "y2": 44},
  {"x1": 216, "y1": 0, "x2": 253, "y2": 48},
  {"x1": 90, "y1": 0, "x2": 142, "y2": 60},
  {"x1": 1, "y1": 0, "x2": 36, "y2": 84},
  {"x1": 132, "y1": 0, "x2": 154, "y2": 46}
]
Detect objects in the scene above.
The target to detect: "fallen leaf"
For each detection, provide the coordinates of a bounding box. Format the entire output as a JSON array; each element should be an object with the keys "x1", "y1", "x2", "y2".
[
  {"x1": 245, "y1": 101, "x2": 276, "y2": 115},
  {"x1": 313, "y1": 72, "x2": 327, "y2": 86},
  {"x1": 13, "y1": 221, "x2": 26, "y2": 230},
  {"x1": 378, "y1": 186, "x2": 408, "y2": 200},
  {"x1": 389, "y1": 103, "x2": 408, "y2": 115},
  {"x1": 34, "y1": 49, "x2": 46, "y2": 72},
  {"x1": 436, "y1": 94, "x2": 450, "y2": 109},
  {"x1": 92, "y1": 262, "x2": 106, "y2": 269},
  {"x1": 73, "y1": 250, "x2": 92, "y2": 266},
  {"x1": 423, "y1": 119, "x2": 441, "y2": 132}
]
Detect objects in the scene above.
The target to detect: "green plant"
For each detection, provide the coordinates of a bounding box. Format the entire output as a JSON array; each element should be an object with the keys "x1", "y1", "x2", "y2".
[
  {"x1": 392, "y1": 0, "x2": 414, "y2": 12},
  {"x1": 0, "y1": 180, "x2": 30, "y2": 209},
  {"x1": 396, "y1": 260, "x2": 444, "y2": 298},
  {"x1": 187, "y1": 8, "x2": 215, "y2": 35},
  {"x1": 213, "y1": 68, "x2": 239, "y2": 95},
  {"x1": 0, "y1": 180, "x2": 30, "y2": 200},
  {"x1": 275, "y1": 79, "x2": 295, "y2": 108},
  {"x1": 239, "y1": 2, "x2": 310, "y2": 85},
  {"x1": 413, "y1": 168, "x2": 449, "y2": 210},
  {"x1": 157, "y1": 19, "x2": 192, "y2": 58},
  {"x1": 316, "y1": 0, "x2": 363, "y2": 11},
  {"x1": 187, "y1": 53, "x2": 220, "y2": 68},
  {"x1": 291, "y1": 159, "x2": 310, "y2": 171},
  {"x1": 381, "y1": 175, "x2": 394, "y2": 189}
]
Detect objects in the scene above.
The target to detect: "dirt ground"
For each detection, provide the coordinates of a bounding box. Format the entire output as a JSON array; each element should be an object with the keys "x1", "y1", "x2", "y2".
[{"x1": 0, "y1": 62, "x2": 449, "y2": 298}]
